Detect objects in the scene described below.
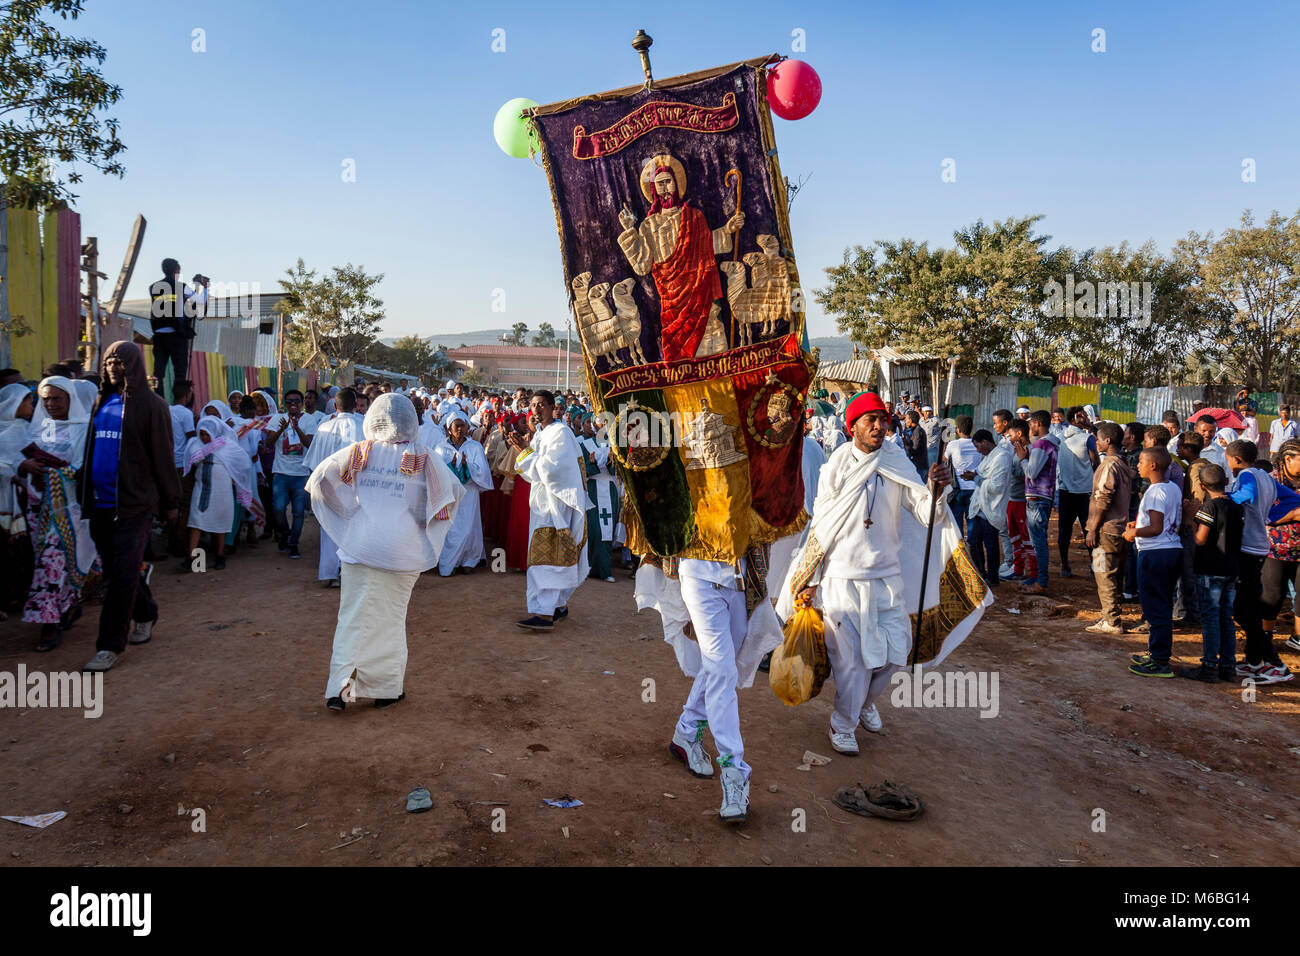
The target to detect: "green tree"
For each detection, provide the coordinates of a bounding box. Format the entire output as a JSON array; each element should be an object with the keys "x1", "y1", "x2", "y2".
[
  {"x1": 1060, "y1": 242, "x2": 1224, "y2": 387},
  {"x1": 275, "y1": 259, "x2": 384, "y2": 376},
  {"x1": 532, "y1": 322, "x2": 556, "y2": 348},
  {"x1": 817, "y1": 216, "x2": 1062, "y2": 378},
  {"x1": 510, "y1": 322, "x2": 528, "y2": 345},
  {"x1": 1176, "y1": 208, "x2": 1300, "y2": 391},
  {"x1": 1, "y1": 0, "x2": 126, "y2": 208},
  {"x1": 388, "y1": 334, "x2": 436, "y2": 381}
]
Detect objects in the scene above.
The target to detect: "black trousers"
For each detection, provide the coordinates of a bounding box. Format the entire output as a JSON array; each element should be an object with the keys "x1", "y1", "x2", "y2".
[
  {"x1": 1057, "y1": 491, "x2": 1090, "y2": 554},
  {"x1": 152, "y1": 332, "x2": 190, "y2": 386},
  {"x1": 1233, "y1": 553, "x2": 1277, "y2": 665},
  {"x1": 88, "y1": 510, "x2": 157, "y2": 654},
  {"x1": 1260, "y1": 556, "x2": 1300, "y2": 623}
]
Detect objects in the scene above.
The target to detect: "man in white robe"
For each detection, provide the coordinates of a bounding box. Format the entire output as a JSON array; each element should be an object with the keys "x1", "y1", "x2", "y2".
[
  {"x1": 779, "y1": 392, "x2": 991, "y2": 757},
  {"x1": 434, "y1": 411, "x2": 493, "y2": 575},
  {"x1": 308, "y1": 393, "x2": 463, "y2": 711},
  {"x1": 579, "y1": 415, "x2": 620, "y2": 582},
  {"x1": 306, "y1": 387, "x2": 365, "y2": 586},
  {"x1": 508, "y1": 389, "x2": 591, "y2": 630},
  {"x1": 820, "y1": 415, "x2": 847, "y2": 454}
]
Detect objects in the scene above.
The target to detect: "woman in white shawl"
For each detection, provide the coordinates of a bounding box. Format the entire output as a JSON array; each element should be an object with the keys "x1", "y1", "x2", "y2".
[
  {"x1": 433, "y1": 410, "x2": 493, "y2": 576},
  {"x1": 308, "y1": 393, "x2": 464, "y2": 712},
  {"x1": 180, "y1": 415, "x2": 260, "y2": 572},
  {"x1": 201, "y1": 398, "x2": 265, "y2": 549},
  {"x1": 0, "y1": 383, "x2": 38, "y2": 613},
  {"x1": 22, "y1": 376, "x2": 97, "y2": 651},
  {"x1": 304, "y1": 387, "x2": 365, "y2": 587}
]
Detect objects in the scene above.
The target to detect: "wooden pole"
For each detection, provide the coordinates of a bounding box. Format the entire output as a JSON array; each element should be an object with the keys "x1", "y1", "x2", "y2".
[
  {"x1": 81, "y1": 236, "x2": 98, "y2": 368},
  {"x1": 911, "y1": 435, "x2": 947, "y2": 667}
]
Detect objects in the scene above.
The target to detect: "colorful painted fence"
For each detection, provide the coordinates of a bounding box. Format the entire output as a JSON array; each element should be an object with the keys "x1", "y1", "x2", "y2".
[
  {"x1": 135, "y1": 346, "x2": 329, "y2": 412},
  {"x1": 0, "y1": 205, "x2": 82, "y2": 376},
  {"x1": 1015, "y1": 376, "x2": 1054, "y2": 413}
]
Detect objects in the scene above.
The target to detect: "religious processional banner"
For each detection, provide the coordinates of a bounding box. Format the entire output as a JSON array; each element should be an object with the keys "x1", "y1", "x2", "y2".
[{"x1": 530, "y1": 58, "x2": 814, "y2": 561}]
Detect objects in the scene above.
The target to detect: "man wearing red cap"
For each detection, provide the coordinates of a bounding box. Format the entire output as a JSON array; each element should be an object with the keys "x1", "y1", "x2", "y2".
[{"x1": 779, "y1": 391, "x2": 965, "y2": 756}]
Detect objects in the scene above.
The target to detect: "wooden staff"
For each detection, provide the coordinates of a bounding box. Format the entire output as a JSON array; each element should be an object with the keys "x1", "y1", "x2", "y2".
[
  {"x1": 910, "y1": 424, "x2": 953, "y2": 667},
  {"x1": 724, "y1": 168, "x2": 742, "y2": 262},
  {"x1": 724, "y1": 168, "x2": 742, "y2": 348}
]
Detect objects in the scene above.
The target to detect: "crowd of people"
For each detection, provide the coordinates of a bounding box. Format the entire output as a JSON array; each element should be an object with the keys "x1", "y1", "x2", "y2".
[
  {"x1": 4, "y1": 343, "x2": 1297, "y2": 823},
  {"x1": 0, "y1": 358, "x2": 632, "y2": 668},
  {"x1": 936, "y1": 398, "x2": 1297, "y2": 687}
]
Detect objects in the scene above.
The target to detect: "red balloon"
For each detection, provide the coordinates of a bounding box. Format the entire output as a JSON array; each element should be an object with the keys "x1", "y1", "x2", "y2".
[{"x1": 767, "y1": 59, "x2": 821, "y2": 120}]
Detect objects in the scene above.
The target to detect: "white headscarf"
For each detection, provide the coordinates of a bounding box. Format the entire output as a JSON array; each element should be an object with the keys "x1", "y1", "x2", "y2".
[
  {"x1": 186, "y1": 415, "x2": 258, "y2": 509},
  {"x1": 0, "y1": 383, "x2": 34, "y2": 528},
  {"x1": 201, "y1": 398, "x2": 237, "y2": 426},
  {"x1": 30, "y1": 376, "x2": 92, "y2": 470},
  {"x1": 0, "y1": 383, "x2": 33, "y2": 462},
  {"x1": 72, "y1": 379, "x2": 98, "y2": 415},
  {"x1": 363, "y1": 393, "x2": 418, "y2": 444}
]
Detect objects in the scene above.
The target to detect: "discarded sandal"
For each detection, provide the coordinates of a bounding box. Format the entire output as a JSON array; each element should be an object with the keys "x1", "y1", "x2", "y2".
[
  {"x1": 832, "y1": 780, "x2": 924, "y2": 821},
  {"x1": 406, "y1": 786, "x2": 433, "y2": 813}
]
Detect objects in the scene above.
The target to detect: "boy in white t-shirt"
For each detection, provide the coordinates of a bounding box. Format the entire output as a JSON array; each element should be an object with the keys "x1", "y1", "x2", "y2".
[
  {"x1": 944, "y1": 414, "x2": 980, "y2": 537},
  {"x1": 1125, "y1": 446, "x2": 1184, "y2": 679},
  {"x1": 263, "y1": 388, "x2": 318, "y2": 559}
]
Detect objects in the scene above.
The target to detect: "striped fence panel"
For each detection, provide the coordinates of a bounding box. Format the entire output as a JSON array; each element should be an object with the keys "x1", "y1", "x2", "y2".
[
  {"x1": 7, "y1": 207, "x2": 44, "y2": 378},
  {"x1": 1057, "y1": 384, "x2": 1101, "y2": 413},
  {"x1": 56, "y1": 209, "x2": 81, "y2": 361},
  {"x1": 1016, "y1": 376, "x2": 1054, "y2": 413},
  {"x1": 1100, "y1": 384, "x2": 1137, "y2": 424}
]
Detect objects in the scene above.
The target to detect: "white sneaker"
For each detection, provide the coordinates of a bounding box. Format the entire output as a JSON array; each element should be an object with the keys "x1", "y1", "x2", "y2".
[
  {"x1": 1284, "y1": 635, "x2": 1300, "y2": 652},
  {"x1": 858, "y1": 703, "x2": 884, "y2": 733},
  {"x1": 718, "y1": 766, "x2": 749, "y2": 823},
  {"x1": 84, "y1": 650, "x2": 118, "y2": 672},
  {"x1": 1256, "y1": 664, "x2": 1294, "y2": 685},
  {"x1": 669, "y1": 722, "x2": 714, "y2": 778},
  {"x1": 128, "y1": 619, "x2": 154, "y2": 645},
  {"x1": 1085, "y1": 620, "x2": 1125, "y2": 635},
  {"x1": 829, "y1": 730, "x2": 859, "y2": 755}
]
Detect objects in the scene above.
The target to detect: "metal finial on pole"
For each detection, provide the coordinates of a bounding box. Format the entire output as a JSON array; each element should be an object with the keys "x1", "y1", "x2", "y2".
[{"x1": 632, "y1": 29, "x2": 654, "y2": 88}]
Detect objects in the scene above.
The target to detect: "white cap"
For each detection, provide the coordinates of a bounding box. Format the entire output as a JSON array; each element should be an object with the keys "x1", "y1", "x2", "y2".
[
  {"x1": 1016, "y1": 405, "x2": 1030, "y2": 414},
  {"x1": 921, "y1": 404, "x2": 933, "y2": 412}
]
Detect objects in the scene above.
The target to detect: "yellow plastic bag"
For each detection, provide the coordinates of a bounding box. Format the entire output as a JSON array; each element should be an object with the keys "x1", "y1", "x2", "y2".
[{"x1": 769, "y1": 603, "x2": 830, "y2": 706}]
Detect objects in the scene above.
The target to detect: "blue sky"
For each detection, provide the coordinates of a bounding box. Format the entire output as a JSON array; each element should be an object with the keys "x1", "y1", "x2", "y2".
[{"x1": 66, "y1": 0, "x2": 1300, "y2": 342}]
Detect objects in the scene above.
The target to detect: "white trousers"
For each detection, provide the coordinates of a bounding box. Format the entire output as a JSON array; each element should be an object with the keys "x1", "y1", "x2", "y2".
[
  {"x1": 821, "y1": 576, "x2": 910, "y2": 735},
  {"x1": 318, "y1": 529, "x2": 341, "y2": 582},
  {"x1": 676, "y1": 574, "x2": 750, "y2": 778},
  {"x1": 526, "y1": 574, "x2": 578, "y2": 617},
  {"x1": 325, "y1": 562, "x2": 418, "y2": 700}
]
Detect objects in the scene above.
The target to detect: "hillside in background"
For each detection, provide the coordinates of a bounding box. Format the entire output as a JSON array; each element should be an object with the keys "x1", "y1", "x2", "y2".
[
  {"x1": 809, "y1": 336, "x2": 853, "y2": 361},
  {"x1": 381, "y1": 329, "x2": 580, "y2": 351},
  {"x1": 382, "y1": 330, "x2": 855, "y2": 359}
]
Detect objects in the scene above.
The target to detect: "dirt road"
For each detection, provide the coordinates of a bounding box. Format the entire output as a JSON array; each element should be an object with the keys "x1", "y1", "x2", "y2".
[{"x1": 2, "y1": 517, "x2": 1297, "y2": 866}]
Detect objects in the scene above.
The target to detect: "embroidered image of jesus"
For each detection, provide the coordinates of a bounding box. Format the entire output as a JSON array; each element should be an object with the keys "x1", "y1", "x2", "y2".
[{"x1": 616, "y1": 153, "x2": 743, "y2": 363}]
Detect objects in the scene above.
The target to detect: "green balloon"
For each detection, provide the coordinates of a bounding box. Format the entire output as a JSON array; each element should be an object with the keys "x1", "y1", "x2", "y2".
[{"x1": 494, "y1": 97, "x2": 540, "y2": 159}]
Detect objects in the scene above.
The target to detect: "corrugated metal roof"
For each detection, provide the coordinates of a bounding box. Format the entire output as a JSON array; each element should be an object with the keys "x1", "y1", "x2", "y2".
[
  {"x1": 816, "y1": 358, "x2": 876, "y2": 384},
  {"x1": 871, "y1": 346, "x2": 940, "y2": 363},
  {"x1": 120, "y1": 295, "x2": 282, "y2": 367}
]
